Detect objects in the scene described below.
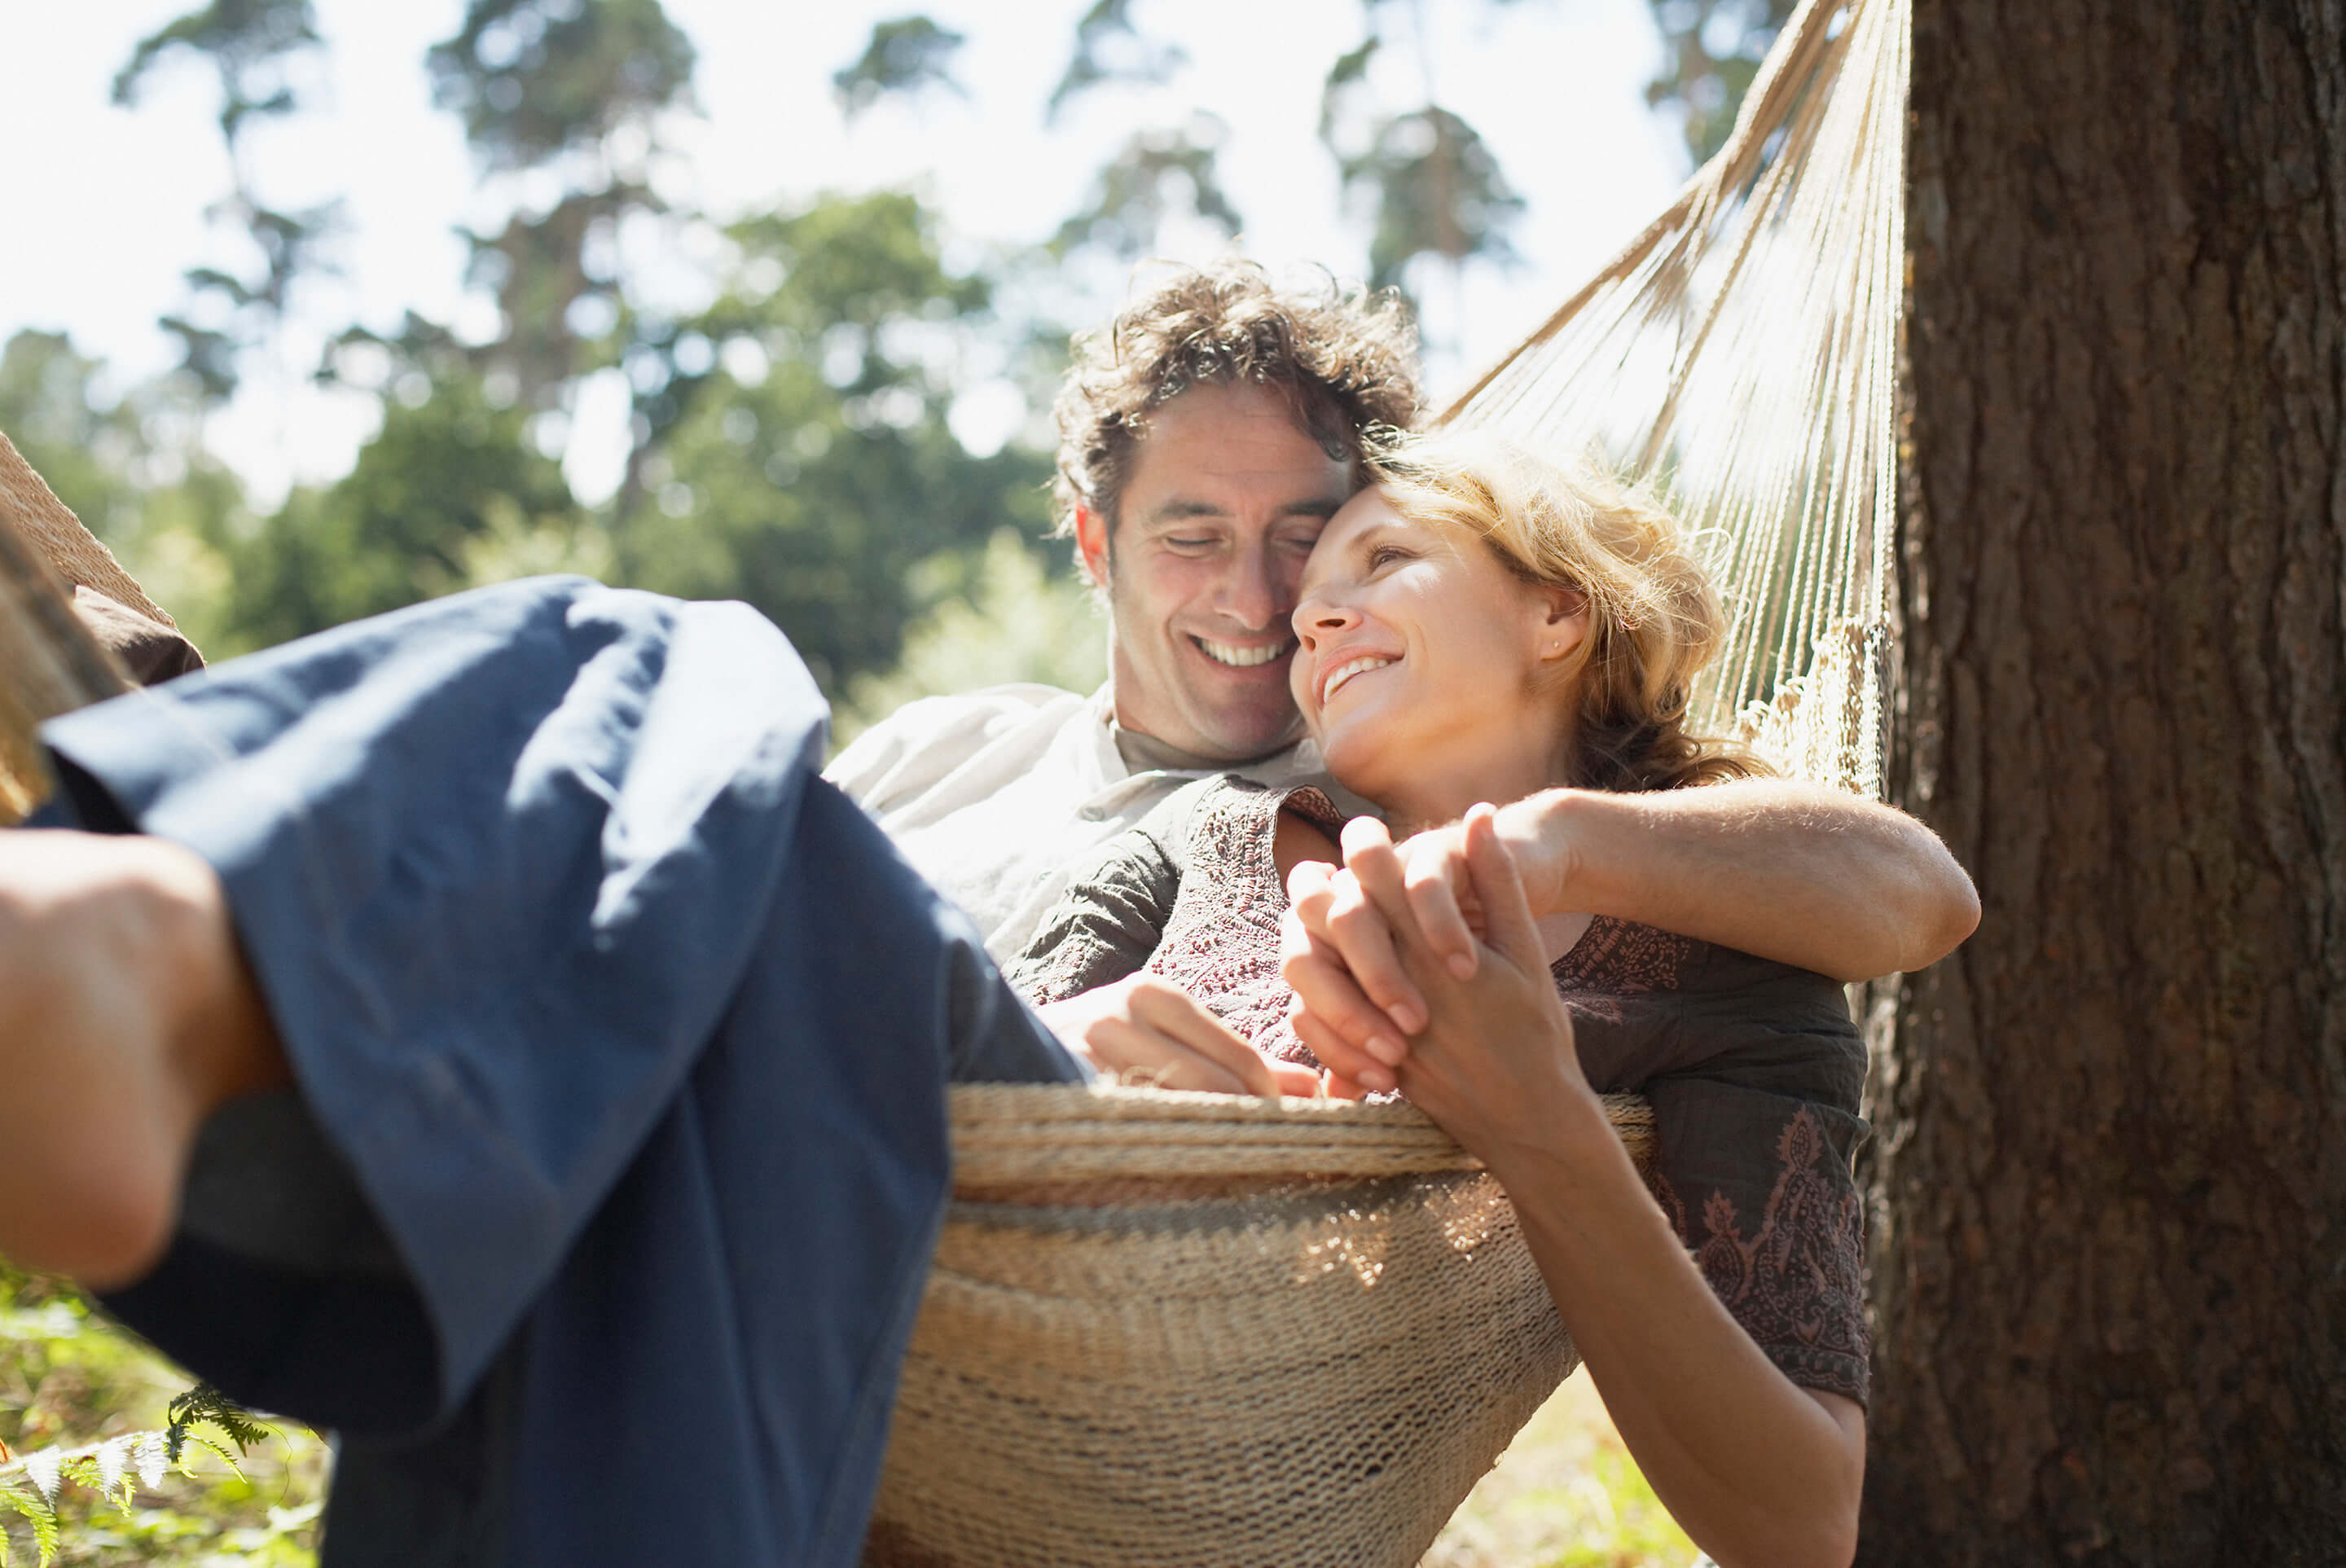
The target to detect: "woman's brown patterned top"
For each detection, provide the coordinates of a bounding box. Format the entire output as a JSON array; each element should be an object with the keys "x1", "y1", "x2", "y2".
[{"x1": 1011, "y1": 775, "x2": 1873, "y2": 1405}]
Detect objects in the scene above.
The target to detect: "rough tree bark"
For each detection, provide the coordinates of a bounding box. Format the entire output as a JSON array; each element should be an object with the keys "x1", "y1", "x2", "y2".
[{"x1": 1864, "y1": 1, "x2": 2346, "y2": 1562}]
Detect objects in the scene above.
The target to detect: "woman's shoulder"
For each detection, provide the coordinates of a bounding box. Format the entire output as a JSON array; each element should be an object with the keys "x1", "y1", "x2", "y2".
[
  {"x1": 1556, "y1": 918, "x2": 1865, "y2": 1112},
  {"x1": 1151, "y1": 775, "x2": 1348, "y2": 869}
]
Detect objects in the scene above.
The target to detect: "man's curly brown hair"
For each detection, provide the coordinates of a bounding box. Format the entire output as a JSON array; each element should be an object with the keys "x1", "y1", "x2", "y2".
[{"x1": 1051, "y1": 261, "x2": 1424, "y2": 558}]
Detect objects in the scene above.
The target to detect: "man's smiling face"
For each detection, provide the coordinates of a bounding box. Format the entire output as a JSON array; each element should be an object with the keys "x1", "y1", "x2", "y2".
[{"x1": 1075, "y1": 381, "x2": 1358, "y2": 763}]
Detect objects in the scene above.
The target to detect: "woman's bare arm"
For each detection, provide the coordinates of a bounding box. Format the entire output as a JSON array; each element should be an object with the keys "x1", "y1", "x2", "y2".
[{"x1": 1371, "y1": 810, "x2": 1863, "y2": 1566}]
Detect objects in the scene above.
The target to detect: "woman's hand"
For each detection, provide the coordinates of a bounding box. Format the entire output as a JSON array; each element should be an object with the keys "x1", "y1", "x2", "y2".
[
  {"x1": 1329, "y1": 806, "x2": 1603, "y2": 1171},
  {"x1": 1039, "y1": 974, "x2": 1320, "y2": 1098}
]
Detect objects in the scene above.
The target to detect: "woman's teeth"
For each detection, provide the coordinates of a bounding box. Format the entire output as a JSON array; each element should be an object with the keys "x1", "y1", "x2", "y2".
[
  {"x1": 1321, "y1": 655, "x2": 1394, "y2": 702},
  {"x1": 1197, "y1": 638, "x2": 1291, "y2": 667}
]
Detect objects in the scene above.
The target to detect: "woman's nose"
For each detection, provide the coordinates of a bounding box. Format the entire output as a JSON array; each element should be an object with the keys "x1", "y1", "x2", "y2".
[{"x1": 1291, "y1": 595, "x2": 1360, "y2": 649}]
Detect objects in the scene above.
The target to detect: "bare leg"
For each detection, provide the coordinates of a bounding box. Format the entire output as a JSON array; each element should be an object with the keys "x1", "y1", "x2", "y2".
[{"x1": 0, "y1": 830, "x2": 288, "y2": 1289}]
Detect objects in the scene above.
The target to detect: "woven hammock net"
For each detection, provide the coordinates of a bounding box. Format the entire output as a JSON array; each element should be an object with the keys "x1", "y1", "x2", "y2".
[{"x1": 0, "y1": 2, "x2": 1907, "y2": 1560}]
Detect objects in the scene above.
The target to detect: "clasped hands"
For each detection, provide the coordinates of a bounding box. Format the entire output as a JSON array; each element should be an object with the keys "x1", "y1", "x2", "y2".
[{"x1": 1279, "y1": 807, "x2": 1593, "y2": 1154}]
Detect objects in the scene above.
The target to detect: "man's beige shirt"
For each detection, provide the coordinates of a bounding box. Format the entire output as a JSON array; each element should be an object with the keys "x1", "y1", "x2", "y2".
[{"x1": 825, "y1": 683, "x2": 1347, "y2": 962}]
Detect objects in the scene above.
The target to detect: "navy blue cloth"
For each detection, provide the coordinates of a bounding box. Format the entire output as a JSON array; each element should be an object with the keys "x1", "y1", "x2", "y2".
[{"x1": 30, "y1": 578, "x2": 1083, "y2": 1567}]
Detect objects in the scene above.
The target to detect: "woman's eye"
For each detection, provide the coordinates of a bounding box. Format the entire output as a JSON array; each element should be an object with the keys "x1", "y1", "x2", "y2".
[{"x1": 1368, "y1": 544, "x2": 1410, "y2": 568}]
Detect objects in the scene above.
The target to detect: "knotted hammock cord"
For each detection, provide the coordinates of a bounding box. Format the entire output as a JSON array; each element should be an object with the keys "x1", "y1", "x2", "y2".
[{"x1": 0, "y1": 3, "x2": 1908, "y2": 1559}]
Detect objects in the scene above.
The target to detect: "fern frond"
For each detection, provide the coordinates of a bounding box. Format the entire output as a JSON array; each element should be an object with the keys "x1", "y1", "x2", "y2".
[
  {"x1": 131, "y1": 1432, "x2": 167, "y2": 1493},
  {"x1": 174, "y1": 1435, "x2": 249, "y2": 1487},
  {"x1": 90, "y1": 1438, "x2": 130, "y2": 1509},
  {"x1": 0, "y1": 1477, "x2": 58, "y2": 1568},
  {"x1": 11, "y1": 1452, "x2": 55, "y2": 1509},
  {"x1": 165, "y1": 1383, "x2": 271, "y2": 1462}
]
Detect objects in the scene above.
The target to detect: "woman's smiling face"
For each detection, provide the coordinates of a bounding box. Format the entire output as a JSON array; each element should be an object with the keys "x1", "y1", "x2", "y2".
[{"x1": 1289, "y1": 486, "x2": 1587, "y2": 828}]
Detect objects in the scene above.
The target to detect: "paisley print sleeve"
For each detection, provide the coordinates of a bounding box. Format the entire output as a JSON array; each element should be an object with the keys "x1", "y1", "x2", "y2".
[{"x1": 1642, "y1": 1078, "x2": 1874, "y2": 1405}]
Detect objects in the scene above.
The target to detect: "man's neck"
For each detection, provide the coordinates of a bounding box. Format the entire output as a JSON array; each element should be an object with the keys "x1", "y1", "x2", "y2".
[{"x1": 1109, "y1": 721, "x2": 1282, "y2": 775}]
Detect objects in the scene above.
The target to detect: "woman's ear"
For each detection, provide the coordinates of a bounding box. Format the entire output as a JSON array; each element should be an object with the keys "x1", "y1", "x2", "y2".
[{"x1": 1535, "y1": 585, "x2": 1590, "y2": 663}]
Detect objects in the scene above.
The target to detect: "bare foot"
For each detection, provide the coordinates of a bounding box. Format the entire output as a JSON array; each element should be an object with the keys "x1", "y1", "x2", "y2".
[{"x1": 0, "y1": 830, "x2": 287, "y2": 1289}]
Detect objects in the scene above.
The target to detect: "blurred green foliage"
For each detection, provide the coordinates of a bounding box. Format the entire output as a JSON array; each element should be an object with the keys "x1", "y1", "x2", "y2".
[
  {"x1": 837, "y1": 529, "x2": 1106, "y2": 746},
  {"x1": 429, "y1": 0, "x2": 697, "y2": 406},
  {"x1": 1423, "y1": 1375, "x2": 1696, "y2": 1568},
  {"x1": 0, "y1": 1267, "x2": 327, "y2": 1567},
  {"x1": 1338, "y1": 106, "x2": 1525, "y2": 296},
  {"x1": 1051, "y1": 115, "x2": 1241, "y2": 263},
  {"x1": 608, "y1": 191, "x2": 1057, "y2": 693},
  {"x1": 833, "y1": 15, "x2": 966, "y2": 119},
  {"x1": 1314, "y1": 2, "x2": 1528, "y2": 326},
  {"x1": 1045, "y1": 0, "x2": 1188, "y2": 123},
  {"x1": 215, "y1": 365, "x2": 586, "y2": 654},
  {"x1": 112, "y1": 0, "x2": 336, "y2": 407}
]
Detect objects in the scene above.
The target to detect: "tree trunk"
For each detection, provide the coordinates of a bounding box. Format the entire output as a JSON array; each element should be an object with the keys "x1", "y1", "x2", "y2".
[{"x1": 1863, "y1": 1, "x2": 2346, "y2": 1561}]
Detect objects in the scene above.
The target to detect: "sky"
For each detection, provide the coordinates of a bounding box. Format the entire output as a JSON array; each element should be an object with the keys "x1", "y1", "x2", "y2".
[{"x1": 0, "y1": 0, "x2": 1690, "y2": 507}]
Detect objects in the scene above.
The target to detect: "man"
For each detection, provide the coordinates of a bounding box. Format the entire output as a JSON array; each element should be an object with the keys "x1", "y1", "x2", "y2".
[{"x1": 827, "y1": 263, "x2": 1419, "y2": 960}]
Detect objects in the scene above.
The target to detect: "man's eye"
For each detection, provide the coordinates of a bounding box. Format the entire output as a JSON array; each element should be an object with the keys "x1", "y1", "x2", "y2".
[{"x1": 1165, "y1": 535, "x2": 1217, "y2": 551}]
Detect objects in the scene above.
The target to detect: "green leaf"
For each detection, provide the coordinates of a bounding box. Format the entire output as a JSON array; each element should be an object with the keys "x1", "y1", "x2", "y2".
[
  {"x1": 165, "y1": 1383, "x2": 273, "y2": 1464},
  {"x1": 0, "y1": 1478, "x2": 58, "y2": 1568}
]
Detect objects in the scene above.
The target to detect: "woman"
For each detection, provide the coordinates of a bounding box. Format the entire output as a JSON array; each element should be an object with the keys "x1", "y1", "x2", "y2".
[{"x1": 1013, "y1": 430, "x2": 1874, "y2": 1567}]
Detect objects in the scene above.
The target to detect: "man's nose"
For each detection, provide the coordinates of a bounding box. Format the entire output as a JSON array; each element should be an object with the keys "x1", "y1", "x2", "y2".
[{"x1": 1216, "y1": 541, "x2": 1288, "y2": 631}]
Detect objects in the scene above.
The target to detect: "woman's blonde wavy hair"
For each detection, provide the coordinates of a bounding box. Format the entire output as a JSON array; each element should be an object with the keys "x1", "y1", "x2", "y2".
[{"x1": 1367, "y1": 430, "x2": 1764, "y2": 793}]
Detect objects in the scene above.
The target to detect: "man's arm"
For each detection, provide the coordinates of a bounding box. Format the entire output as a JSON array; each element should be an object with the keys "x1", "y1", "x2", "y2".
[
  {"x1": 1280, "y1": 780, "x2": 1978, "y2": 1091},
  {"x1": 1505, "y1": 778, "x2": 1979, "y2": 980}
]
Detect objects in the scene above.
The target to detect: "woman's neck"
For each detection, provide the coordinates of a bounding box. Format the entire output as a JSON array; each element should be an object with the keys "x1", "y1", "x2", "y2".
[{"x1": 1374, "y1": 735, "x2": 1571, "y2": 837}]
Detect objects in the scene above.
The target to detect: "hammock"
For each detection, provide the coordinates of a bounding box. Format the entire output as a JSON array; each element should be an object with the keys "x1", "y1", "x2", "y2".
[{"x1": 0, "y1": 2, "x2": 1908, "y2": 1558}]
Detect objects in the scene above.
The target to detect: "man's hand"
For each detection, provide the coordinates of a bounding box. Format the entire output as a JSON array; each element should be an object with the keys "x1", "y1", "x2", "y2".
[{"x1": 1039, "y1": 973, "x2": 1319, "y2": 1097}]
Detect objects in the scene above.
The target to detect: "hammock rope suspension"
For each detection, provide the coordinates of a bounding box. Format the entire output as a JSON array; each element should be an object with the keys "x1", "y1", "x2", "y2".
[{"x1": 1443, "y1": 0, "x2": 1911, "y2": 801}]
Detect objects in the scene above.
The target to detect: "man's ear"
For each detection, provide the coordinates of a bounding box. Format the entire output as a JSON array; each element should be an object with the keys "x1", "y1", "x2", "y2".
[{"x1": 1074, "y1": 504, "x2": 1112, "y2": 589}]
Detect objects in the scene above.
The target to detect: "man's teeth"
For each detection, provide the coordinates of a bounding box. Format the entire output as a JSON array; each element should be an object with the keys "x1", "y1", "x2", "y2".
[
  {"x1": 1322, "y1": 656, "x2": 1394, "y2": 702},
  {"x1": 1198, "y1": 639, "x2": 1291, "y2": 667}
]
